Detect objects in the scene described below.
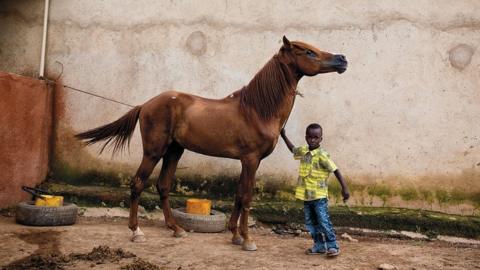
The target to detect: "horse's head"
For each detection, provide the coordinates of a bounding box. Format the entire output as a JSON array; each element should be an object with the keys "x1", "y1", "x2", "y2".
[{"x1": 280, "y1": 36, "x2": 347, "y2": 76}]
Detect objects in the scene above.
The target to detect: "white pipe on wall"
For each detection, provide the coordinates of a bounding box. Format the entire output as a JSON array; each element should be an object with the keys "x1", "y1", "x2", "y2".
[{"x1": 39, "y1": 0, "x2": 50, "y2": 78}]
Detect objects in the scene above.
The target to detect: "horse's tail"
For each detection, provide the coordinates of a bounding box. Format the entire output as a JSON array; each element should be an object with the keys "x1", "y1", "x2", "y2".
[{"x1": 75, "y1": 106, "x2": 142, "y2": 155}]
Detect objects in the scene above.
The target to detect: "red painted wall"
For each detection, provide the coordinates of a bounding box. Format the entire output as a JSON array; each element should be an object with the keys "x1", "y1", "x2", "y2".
[{"x1": 0, "y1": 72, "x2": 53, "y2": 207}]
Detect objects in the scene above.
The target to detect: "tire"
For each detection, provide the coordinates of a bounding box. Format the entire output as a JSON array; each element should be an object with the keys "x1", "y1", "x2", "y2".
[
  {"x1": 15, "y1": 201, "x2": 78, "y2": 226},
  {"x1": 172, "y1": 207, "x2": 226, "y2": 233}
]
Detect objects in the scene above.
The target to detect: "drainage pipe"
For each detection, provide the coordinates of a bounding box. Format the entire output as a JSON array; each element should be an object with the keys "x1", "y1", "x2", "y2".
[{"x1": 39, "y1": 0, "x2": 50, "y2": 78}]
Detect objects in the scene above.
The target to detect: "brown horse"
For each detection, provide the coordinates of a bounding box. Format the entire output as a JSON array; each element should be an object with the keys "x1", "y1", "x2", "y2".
[{"x1": 75, "y1": 36, "x2": 347, "y2": 251}]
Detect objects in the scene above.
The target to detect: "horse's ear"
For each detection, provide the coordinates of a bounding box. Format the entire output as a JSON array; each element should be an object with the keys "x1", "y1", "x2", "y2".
[{"x1": 282, "y1": 36, "x2": 292, "y2": 49}]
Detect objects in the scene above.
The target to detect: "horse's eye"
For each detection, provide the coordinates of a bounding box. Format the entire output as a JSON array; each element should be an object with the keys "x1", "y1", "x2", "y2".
[{"x1": 306, "y1": 50, "x2": 316, "y2": 58}]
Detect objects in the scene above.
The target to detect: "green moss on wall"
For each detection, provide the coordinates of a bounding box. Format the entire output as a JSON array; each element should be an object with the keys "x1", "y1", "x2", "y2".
[
  {"x1": 41, "y1": 182, "x2": 480, "y2": 239},
  {"x1": 48, "y1": 162, "x2": 480, "y2": 211},
  {"x1": 436, "y1": 190, "x2": 451, "y2": 204},
  {"x1": 469, "y1": 192, "x2": 480, "y2": 209},
  {"x1": 328, "y1": 179, "x2": 342, "y2": 202},
  {"x1": 367, "y1": 183, "x2": 392, "y2": 206},
  {"x1": 449, "y1": 188, "x2": 468, "y2": 204},
  {"x1": 173, "y1": 174, "x2": 238, "y2": 199},
  {"x1": 51, "y1": 161, "x2": 127, "y2": 187},
  {"x1": 419, "y1": 189, "x2": 435, "y2": 205},
  {"x1": 398, "y1": 187, "x2": 419, "y2": 201}
]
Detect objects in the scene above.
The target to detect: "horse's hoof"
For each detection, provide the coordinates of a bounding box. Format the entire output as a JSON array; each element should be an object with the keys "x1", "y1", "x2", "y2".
[
  {"x1": 173, "y1": 229, "x2": 187, "y2": 238},
  {"x1": 131, "y1": 227, "x2": 146, "y2": 242},
  {"x1": 232, "y1": 235, "x2": 243, "y2": 245},
  {"x1": 131, "y1": 234, "x2": 146, "y2": 243},
  {"x1": 242, "y1": 240, "x2": 257, "y2": 251}
]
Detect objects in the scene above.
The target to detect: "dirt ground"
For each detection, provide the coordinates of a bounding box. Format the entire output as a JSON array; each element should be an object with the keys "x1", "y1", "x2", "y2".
[{"x1": 0, "y1": 214, "x2": 479, "y2": 270}]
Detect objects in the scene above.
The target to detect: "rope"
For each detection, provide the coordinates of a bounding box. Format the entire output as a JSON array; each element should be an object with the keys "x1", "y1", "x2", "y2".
[
  {"x1": 43, "y1": 78, "x2": 135, "y2": 108},
  {"x1": 42, "y1": 62, "x2": 134, "y2": 108}
]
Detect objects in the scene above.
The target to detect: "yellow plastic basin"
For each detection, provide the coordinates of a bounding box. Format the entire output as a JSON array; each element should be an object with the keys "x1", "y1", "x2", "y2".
[
  {"x1": 186, "y1": 198, "x2": 211, "y2": 215},
  {"x1": 35, "y1": 195, "x2": 64, "y2": 207}
]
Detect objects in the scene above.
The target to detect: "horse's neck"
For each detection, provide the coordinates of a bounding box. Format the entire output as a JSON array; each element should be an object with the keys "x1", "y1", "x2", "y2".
[
  {"x1": 276, "y1": 86, "x2": 297, "y2": 129},
  {"x1": 275, "y1": 62, "x2": 300, "y2": 128}
]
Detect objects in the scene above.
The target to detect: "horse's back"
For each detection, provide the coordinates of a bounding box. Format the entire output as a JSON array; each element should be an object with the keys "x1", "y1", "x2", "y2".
[{"x1": 138, "y1": 89, "x2": 262, "y2": 158}]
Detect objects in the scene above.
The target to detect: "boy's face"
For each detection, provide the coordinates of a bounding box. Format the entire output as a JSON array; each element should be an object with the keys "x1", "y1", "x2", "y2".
[{"x1": 305, "y1": 127, "x2": 322, "y2": 150}]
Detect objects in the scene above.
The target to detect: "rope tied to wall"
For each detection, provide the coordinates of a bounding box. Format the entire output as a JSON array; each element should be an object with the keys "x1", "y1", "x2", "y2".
[{"x1": 42, "y1": 61, "x2": 135, "y2": 108}]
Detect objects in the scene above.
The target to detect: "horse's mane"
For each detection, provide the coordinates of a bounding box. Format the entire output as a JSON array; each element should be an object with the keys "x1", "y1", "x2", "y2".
[{"x1": 239, "y1": 55, "x2": 296, "y2": 120}]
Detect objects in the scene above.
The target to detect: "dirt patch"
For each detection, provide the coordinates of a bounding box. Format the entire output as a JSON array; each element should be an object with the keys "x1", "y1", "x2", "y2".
[
  {"x1": 70, "y1": 245, "x2": 135, "y2": 263},
  {"x1": 3, "y1": 253, "x2": 70, "y2": 270},
  {"x1": 121, "y1": 258, "x2": 161, "y2": 270},
  {"x1": 0, "y1": 216, "x2": 479, "y2": 270},
  {"x1": 2, "y1": 245, "x2": 143, "y2": 270}
]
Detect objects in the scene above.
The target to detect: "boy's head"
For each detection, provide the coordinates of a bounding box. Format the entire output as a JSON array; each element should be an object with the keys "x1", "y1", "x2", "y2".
[{"x1": 305, "y1": 123, "x2": 323, "y2": 150}]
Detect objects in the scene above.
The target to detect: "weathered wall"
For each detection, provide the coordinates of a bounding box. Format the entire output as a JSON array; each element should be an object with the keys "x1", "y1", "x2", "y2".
[
  {"x1": 0, "y1": 72, "x2": 53, "y2": 207},
  {"x1": 1, "y1": 1, "x2": 479, "y2": 213}
]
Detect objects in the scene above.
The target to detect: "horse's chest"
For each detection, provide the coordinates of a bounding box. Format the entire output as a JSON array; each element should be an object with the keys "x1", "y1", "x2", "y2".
[{"x1": 259, "y1": 138, "x2": 278, "y2": 158}]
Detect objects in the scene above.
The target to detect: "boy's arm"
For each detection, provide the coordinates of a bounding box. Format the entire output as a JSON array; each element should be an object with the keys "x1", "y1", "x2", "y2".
[
  {"x1": 280, "y1": 128, "x2": 295, "y2": 153},
  {"x1": 334, "y1": 169, "x2": 350, "y2": 202}
]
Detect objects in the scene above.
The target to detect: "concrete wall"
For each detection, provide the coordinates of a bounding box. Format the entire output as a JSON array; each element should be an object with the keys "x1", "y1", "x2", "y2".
[
  {"x1": 1, "y1": 1, "x2": 479, "y2": 213},
  {"x1": 0, "y1": 72, "x2": 53, "y2": 207}
]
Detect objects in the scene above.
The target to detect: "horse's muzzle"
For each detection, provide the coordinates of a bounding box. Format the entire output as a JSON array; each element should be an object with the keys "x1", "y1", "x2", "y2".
[{"x1": 332, "y1": 54, "x2": 348, "y2": 74}]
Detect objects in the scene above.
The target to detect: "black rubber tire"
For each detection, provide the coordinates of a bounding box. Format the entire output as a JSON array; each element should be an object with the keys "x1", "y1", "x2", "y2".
[
  {"x1": 172, "y1": 207, "x2": 226, "y2": 233},
  {"x1": 15, "y1": 201, "x2": 78, "y2": 226}
]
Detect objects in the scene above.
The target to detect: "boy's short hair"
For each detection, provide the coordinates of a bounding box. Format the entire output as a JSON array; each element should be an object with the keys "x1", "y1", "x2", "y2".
[{"x1": 306, "y1": 123, "x2": 322, "y2": 132}]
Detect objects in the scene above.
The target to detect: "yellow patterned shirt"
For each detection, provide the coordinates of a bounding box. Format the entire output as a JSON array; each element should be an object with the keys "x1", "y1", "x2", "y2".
[{"x1": 293, "y1": 146, "x2": 337, "y2": 201}]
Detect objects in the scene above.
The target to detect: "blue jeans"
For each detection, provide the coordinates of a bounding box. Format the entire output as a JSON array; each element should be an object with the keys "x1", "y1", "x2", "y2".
[{"x1": 304, "y1": 198, "x2": 339, "y2": 251}]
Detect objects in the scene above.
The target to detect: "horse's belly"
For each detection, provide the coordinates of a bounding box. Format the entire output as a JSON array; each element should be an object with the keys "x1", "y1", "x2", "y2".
[
  {"x1": 172, "y1": 99, "x2": 276, "y2": 159},
  {"x1": 173, "y1": 115, "x2": 243, "y2": 158}
]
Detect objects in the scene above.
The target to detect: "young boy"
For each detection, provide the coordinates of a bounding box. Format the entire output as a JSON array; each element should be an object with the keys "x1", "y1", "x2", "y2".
[{"x1": 280, "y1": 123, "x2": 349, "y2": 257}]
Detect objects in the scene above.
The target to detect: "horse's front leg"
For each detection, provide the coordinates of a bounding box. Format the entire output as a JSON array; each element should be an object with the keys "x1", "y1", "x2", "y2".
[
  {"x1": 228, "y1": 193, "x2": 243, "y2": 245},
  {"x1": 237, "y1": 155, "x2": 260, "y2": 251}
]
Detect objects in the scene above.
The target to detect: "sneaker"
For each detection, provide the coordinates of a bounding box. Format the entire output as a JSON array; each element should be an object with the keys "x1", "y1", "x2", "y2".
[
  {"x1": 305, "y1": 247, "x2": 326, "y2": 255},
  {"x1": 326, "y1": 248, "x2": 340, "y2": 257}
]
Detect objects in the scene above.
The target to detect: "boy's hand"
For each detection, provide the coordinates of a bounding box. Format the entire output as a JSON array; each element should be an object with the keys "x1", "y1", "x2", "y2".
[
  {"x1": 341, "y1": 189, "x2": 350, "y2": 203},
  {"x1": 279, "y1": 128, "x2": 294, "y2": 153}
]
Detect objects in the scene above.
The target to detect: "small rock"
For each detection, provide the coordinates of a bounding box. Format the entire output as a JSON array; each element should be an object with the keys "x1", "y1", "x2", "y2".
[
  {"x1": 294, "y1": 229, "x2": 302, "y2": 236},
  {"x1": 101, "y1": 202, "x2": 107, "y2": 207},
  {"x1": 119, "y1": 201, "x2": 125, "y2": 208},
  {"x1": 155, "y1": 205, "x2": 160, "y2": 210},
  {"x1": 138, "y1": 206, "x2": 146, "y2": 214},
  {"x1": 378, "y1": 263, "x2": 398, "y2": 270},
  {"x1": 400, "y1": 231, "x2": 428, "y2": 240},
  {"x1": 341, "y1": 232, "x2": 358, "y2": 242}
]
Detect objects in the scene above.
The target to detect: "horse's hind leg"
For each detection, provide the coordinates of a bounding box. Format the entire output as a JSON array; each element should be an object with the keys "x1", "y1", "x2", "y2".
[
  {"x1": 156, "y1": 141, "x2": 186, "y2": 237},
  {"x1": 129, "y1": 153, "x2": 161, "y2": 242}
]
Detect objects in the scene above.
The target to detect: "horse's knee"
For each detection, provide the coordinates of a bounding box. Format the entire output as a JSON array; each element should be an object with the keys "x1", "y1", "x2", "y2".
[
  {"x1": 130, "y1": 177, "x2": 145, "y2": 200},
  {"x1": 156, "y1": 184, "x2": 169, "y2": 200}
]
